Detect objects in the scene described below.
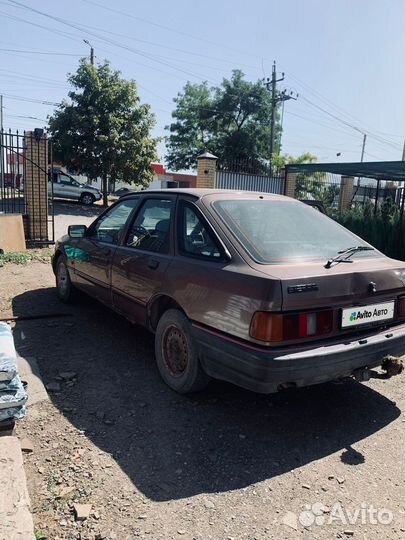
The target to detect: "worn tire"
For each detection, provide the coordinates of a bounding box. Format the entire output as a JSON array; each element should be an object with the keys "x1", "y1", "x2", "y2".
[
  {"x1": 155, "y1": 309, "x2": 210, "y2": 394},
  {"x1": 80, "y1": 192, "x2": 95, "y2": 206},
  {"x1": 55, "y1": 257, "x2": 75, "y2": 303}
]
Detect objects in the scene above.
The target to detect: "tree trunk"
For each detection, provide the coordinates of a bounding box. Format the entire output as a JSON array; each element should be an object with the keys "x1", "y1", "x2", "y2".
[{"x1": 102, "y1": 171, "x2": 108, "y2": 207}]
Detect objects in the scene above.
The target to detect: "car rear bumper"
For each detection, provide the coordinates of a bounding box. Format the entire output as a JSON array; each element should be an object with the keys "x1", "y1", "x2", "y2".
[{"x1": 192, "y1": 322, "x2": 405, "y2": 393}]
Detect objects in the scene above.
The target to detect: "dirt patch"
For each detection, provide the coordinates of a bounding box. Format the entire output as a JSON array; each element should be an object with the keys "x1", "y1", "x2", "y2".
[{"x1": 1, "y1": 259, "x2": 404, "y2": 539}]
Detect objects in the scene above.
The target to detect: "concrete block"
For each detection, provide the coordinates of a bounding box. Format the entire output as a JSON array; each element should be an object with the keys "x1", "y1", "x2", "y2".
[
  {"x1": 0, "y1": 436, "x2": 35, "y2": 540},
  {"x1": 0, "y1": 215, "x2": 26, "y2": 252}
]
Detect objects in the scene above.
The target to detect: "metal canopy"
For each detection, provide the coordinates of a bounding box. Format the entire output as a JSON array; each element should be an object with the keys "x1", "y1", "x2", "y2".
[{"x1": 286, "y1": 161, "x2": 405, "y2": 182}]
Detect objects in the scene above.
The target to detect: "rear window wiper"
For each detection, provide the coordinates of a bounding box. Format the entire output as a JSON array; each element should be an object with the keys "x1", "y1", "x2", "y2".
[{"x1": 324, "y1": 246, "x2": 374, "y2": 269}]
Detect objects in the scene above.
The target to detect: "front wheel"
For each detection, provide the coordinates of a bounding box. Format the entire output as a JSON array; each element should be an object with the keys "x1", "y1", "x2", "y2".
[
  {"x1": 155, "y1": 309, "x2": 210, "y2": 394},
  {"x1": 56, "y1": 257, "x2": 75, "y2": 303},
  {"x1": 80, "y1": 192, "x2": 95, "y2": 206}
]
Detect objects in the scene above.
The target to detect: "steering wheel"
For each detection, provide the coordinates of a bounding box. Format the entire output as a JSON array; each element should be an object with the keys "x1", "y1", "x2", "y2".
[{"x1": 128, "y1": 225, "x2": 150, "y2": 247}]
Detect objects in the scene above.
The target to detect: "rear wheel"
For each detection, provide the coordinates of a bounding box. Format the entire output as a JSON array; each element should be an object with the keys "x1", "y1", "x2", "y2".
[
  {"x1": 80, "y1": 192, "x2": 95, "y2": 205},
  {"x1": 155, "y1": 309, "x2": 210, "y2": 393},
  {"x1": 56, "y1": 257, "x2": 75, "y2": 303}
]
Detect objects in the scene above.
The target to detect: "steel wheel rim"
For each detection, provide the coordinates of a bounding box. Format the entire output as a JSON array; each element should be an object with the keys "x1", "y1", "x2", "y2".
[
  {"x1": 82, "y1": 195, "x2": 93, "y2": 205},
  {"x1": 162, "y1": 324, "x2": 188, "y2": 377},
  {"x1": 57, "y1": 263, "x2": 69, "y2": 294}
]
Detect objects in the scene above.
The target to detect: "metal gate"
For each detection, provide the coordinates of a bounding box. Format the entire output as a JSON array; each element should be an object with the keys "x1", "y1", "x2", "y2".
[
  {"x1": 216, "y1": 159, "x2": 284, "y2": 194},
  {"x1": 0, "y1": 129, "x2": 54, "y2": 245}
]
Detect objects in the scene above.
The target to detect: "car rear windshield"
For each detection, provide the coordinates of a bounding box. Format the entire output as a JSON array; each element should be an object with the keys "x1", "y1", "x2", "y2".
[{"x1": 212, "y1": 199, "x2": 382, "y2": 264}]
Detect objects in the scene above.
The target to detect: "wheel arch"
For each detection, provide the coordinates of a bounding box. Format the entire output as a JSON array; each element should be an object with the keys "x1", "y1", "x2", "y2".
[
  {"x1": 148, "y1": 294, "x2": 187, "y2": 332},
  {"x1": 52, "y1": 248, "x2": 65, "y2": 273}
]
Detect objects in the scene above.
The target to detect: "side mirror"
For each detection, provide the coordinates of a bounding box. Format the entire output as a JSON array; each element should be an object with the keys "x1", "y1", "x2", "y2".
[{"x1": 68, "y1": 224, "x2": 87, "y2": 238}]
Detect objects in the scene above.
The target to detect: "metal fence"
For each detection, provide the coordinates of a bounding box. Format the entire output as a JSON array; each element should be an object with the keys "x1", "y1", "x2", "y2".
[
  {"x1": 292, "y1": 170, "x2": 404, "y2": 215},
  {"x1": 0, "y1": 129, "x2": 54, "y2": 245},
  {"x1": 351, "y1": 179, "x2": 402, "y2": 213},
  {"x1": 0, "y1": 131, "x2": 25, "y2": 214},
  {"x1": 216, "y1": 159, "x2": 284, "y2": 194},
  {"x1": 292, "y1": 171, "x2": 341, "y2": 209}
]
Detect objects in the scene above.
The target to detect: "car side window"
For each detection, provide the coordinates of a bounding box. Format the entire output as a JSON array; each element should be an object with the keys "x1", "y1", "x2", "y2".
[
  {"x1": 126, "y1": 198, "x2": 173, "y2": 254},
  {"x1": 90, "y1": 198, "x2": 140, "y2": 245},
  {"x1": 59, "y1": 175, "x2": 74, "y2": 186},
  {"x1": 178, "y1": 201, "x2": 223, "y2": 260}
]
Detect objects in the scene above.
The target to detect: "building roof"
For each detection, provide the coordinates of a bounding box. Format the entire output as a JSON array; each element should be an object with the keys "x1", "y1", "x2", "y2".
[
  {"x1": 197, "y1": 151, "x2": 218, "y2": 160},
  {"x1": 286, "y1": 161, "x2": 405, "y2": 182}
]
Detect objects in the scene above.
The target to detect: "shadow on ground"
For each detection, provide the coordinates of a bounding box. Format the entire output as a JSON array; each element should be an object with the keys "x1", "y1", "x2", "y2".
[
  {"x1": 12, "y1": 287, "x2": 401, "y2": 502},
  {"x1": 0, "y1": 199, "x2": 102, "y2": 218},
  {"x1": 52, "y1": 201, "x2": 103, "y2": 218}
]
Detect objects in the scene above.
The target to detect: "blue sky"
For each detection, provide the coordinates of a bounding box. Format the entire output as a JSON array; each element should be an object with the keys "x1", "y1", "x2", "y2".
[{"x1": 1, "y1": 0, "x2": 404, "y2": 167}]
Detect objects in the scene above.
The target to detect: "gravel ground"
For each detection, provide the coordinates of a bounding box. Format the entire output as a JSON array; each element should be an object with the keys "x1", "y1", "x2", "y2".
[
  {"x1": 1, "y1": 258, "x2": 404, "y2": 540},
  {"x1": 53, "y1": 201, "x2": 102, "y2": 241}
]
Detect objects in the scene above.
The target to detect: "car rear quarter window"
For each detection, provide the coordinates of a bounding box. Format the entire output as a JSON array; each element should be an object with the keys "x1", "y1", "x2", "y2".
[{"x1": 213, "y1": 199, "x2": 382, "y2": 264}]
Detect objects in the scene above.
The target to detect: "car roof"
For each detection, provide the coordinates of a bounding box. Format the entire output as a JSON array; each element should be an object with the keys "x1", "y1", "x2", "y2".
[{"x1": 120, "y1": 188, "x2": 291, "y2": 201}]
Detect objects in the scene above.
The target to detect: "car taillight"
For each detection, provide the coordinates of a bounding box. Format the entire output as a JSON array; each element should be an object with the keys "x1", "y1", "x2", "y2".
[
  {"x1": 250, "y1": 310, "x2": 333, "y2": 343},
  {"x1": 397, "y1": 295, "x2": 405, "y2": 318}
]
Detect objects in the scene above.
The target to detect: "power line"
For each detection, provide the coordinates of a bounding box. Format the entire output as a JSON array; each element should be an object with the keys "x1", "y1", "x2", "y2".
[
  {"x1": 1, "y1": 94, "x2": 59, "y2": 106},
  {"x1": 284, "y1": 111, "x2": 362, "y2": 140},
  {"x1": 277, "y1": 64, "x2": 401, "y2": 143},
  {"x1": 6, "y1": 113, "x2": 48, "y2": 122},
  {"x1": 78, "y1": 0, "x2": 405, "y2": 155},
  {"x1": 79, "y1": 0, "x2": 248, "y2": 54},
  {"x1": 0, "y1": 9, "x2": 83, "y2": 43},
  {"x1": 76, "y1": 21, "x2": 258, "y2": 71},
  {"x1": 5, "y1": 0, "x2": 216, "y2": 83},
  {"x1": 284, "y1": 143, "x2": 362, "y2": 153},
  {"x1": 0, "y1": 47, "x2": 82, "y2": 56},
  {"x1": 299, "y1": 96, "x2": 403, "y2": 152},
  {"x1": 3, "y1": 0, "x2": 401, "y2": 162},
  {"x1": 300, "y1": 96, "x2": 364, "y2": 134},
  {"x1": 0, "y1": 68, "x2": 67, "y2": 86}
]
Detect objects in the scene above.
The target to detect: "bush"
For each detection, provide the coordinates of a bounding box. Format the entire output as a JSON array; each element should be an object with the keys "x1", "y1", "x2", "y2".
[{"x1": 335, "y1": 199, "x2": 404, "y2": 260}]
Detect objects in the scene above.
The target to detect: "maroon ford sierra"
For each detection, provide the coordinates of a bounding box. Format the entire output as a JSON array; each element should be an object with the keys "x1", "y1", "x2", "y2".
[{"x1": 52, "y1": 189, "x2": 405, "y2": 394}]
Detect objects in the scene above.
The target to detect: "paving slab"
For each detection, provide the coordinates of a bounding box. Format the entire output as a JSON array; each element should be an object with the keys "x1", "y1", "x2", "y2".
[{"x1": 0, "y1": 436, "x2": 35, "y2": 540}]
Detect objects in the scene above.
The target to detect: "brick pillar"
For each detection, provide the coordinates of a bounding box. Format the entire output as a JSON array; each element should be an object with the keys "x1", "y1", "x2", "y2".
[
  {"x1": 196, "y1": 152, "x2": 217, "y2": 189},
  {"x1": 284, "y1": 171, "x2": 297, "y2": 198},
  {"x1": 24, "y1": 131, "x2": 49, "y2": 242},
  {"x1": 338, "y1": 175, "x2": 354, "y2": 214}
]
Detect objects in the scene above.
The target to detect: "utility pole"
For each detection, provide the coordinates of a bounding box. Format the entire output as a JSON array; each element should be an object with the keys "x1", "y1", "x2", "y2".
[
  {"x1": 0, "y1": 95, "x2": 4, "y2": 190},
  {"x1": 360, "y1": 133, "x2": 367, "y2": 162},
  {"x1": 269, "y1": 62, "x2": 279, "y2": 165},
  {"x1": 83, "y1": 39, "x2": 94, "y2": 65},
  {"x1": 402, "y1": 139, "x2": 405, "y2": 161},
  {"x1": 265, "y1": 62, "x2": 297, "y2": 174}
]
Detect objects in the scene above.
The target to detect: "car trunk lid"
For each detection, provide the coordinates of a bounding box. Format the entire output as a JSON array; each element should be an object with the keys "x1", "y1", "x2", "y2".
[{"x1": 254, "y1": 257, "x2": 405, "y2": 311}]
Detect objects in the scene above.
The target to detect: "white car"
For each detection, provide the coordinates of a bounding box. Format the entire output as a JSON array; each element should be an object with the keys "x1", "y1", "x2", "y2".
[{"x1": 49, "y1": 171, "x2": 102, "y2": 205}]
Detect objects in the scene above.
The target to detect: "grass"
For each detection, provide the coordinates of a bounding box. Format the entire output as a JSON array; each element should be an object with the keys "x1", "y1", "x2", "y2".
[
  {"x1": 0, "y1": 248, "x2": 53, "y2": 267},
  {"x1": 34, "y1": 530, "x2": 46, "y2": 540}
]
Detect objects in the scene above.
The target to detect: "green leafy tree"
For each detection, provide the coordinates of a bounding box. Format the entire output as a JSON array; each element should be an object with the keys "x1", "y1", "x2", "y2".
[
  {"x1": 166, "y1": 70, "x2": 279, "y2": 170},
  {"x1": 271, "y1": 152, "x2": 318, "y2": 170},
  {"x1": 273, "y1": 152, "x2": 339, "y2": 208},
  {"x1": 48, "y1": 59, "x2": 157, "y2": 205}
]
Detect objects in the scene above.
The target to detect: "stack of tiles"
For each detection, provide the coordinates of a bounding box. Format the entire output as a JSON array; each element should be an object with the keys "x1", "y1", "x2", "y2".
[{"x1": 0, "y1": 323, "x2": 27, "y2": 425}]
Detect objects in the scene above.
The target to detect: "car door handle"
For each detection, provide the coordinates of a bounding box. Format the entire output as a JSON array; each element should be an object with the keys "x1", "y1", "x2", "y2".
[{"x1": 147, "y1": 259, "x2": 160, "y2": 270}]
